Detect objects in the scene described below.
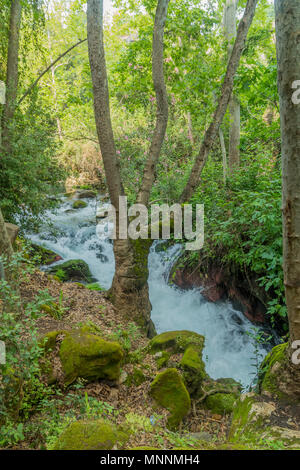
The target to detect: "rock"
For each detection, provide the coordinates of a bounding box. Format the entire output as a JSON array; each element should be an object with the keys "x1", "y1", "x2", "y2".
[
  {"x1": 180, "y1": 345, "x2": 206, "y2": 395},
  {"x1": 53, "y1": 420, "x2": 129, "y2": 450},
  {"x1": 48, "y1": 259, "x2": 93, "y2": 283},
  {"x1": 41, "y1": 329, "x2": 123, "y2": 386},
  {"x1": 76, "y1": 190, "x2": 97, "y2": 199},
  {"x1": 150, "y1": 330, "x2": 206, "y2": 395},
  {"x1": 72, "y1": 200, "x2": 88, "y2": 209},
  {"x1": 258, "y1": 342, "x2": 292, "y2": 399},
  {"x1": 205, "y1": 392, "x2": 237, "y2": 415},
  {"x1": 150, "y1": 368, "x2": 191, "y2": 430},
  {"x1": 149, "y1": 330, "x2": 205, "y2": 354},
  {"x1": 203, "y1": 377, "x2": 242, "y2": 414},
  {"x1": 29, "y1": 243, "x2": 62, "y2": 265},
  {"x1": 5, "y1": 223, "x2": 19, "y2": 245},
  {"x1": 229, "y1": 392, "x2": 300, "y2": 449}
]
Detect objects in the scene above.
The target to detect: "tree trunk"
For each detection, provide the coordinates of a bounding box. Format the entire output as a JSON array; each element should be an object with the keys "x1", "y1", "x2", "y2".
[
  {"x1": 136, "y1": 0, "x2": 169, "y2": 206},
  {"x1": 87, "y1": 0, "x2": 169, "y2": 336},
  {"x1": 275, "y1": 0, "x2": 300, "y2": 396},
  {"x1": 0, "y1": 209, "x2": 13, "y2": 281},
  {"x1": 224, "y1": 0, "x2": 240, "y2": 171},
  {"x1": 180, "y1": 0, "x2": 258, "y2": 203},
  {"x1": 1, "y1": 0, "x2": 22, "y2": 154}
]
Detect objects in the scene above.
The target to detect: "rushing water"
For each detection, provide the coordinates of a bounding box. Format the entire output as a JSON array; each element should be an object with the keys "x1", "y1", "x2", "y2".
[{"x1": 27, "y1": 195, "x2": 271, "y2": 388}]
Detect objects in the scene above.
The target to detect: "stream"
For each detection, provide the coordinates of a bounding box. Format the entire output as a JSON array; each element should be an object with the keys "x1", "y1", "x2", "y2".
[{"x1": 26, "y1": 195, "x2": 272, "y2": 389}]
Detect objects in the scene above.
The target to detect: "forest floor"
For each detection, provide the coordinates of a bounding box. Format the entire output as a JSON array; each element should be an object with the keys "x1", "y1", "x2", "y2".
[{"x1": 14, "y1": 269, "x2": 231, "y2": 450}]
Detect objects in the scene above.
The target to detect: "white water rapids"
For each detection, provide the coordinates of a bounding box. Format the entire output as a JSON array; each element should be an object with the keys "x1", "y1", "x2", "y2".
[{"x1": 27, "y1": 195, "x2": 271, "y2": 388}]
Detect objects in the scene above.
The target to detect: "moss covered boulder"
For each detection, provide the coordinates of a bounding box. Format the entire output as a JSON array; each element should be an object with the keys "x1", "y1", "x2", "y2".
[
  {"x1": 53, "y1": 420, "x2": 129, "y2": 450},
  {"x1": 229, "y1": 392, "x2": 300, "y2": 449},
  {"x1": 72, "y1": 200, "x2": 88, "y2": 209},
  {"x1": 203, "y1": 378, "x2": 241, "y2": 414},
  {"x1": 150, "y1": 330, "x2": 206, "y2": 395},
  {"x1": 48, "y1": 259, "x2": 93, "y2": 283},
  {"x1": 29, "y1": 243, "x2": 62, "y2": 265},
  {"x1": 257, "y1": 342, "x2": 300, "y2": 401},
  {"x1": 150, "y1": 368, "x2": 191, "y2": 429},
  {"x1": 41, "y1": 329, "x2": 123, "y2": 386}
]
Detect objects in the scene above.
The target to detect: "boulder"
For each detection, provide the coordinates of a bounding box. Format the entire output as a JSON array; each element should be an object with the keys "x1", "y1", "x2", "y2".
[
  {"x1": 48, "y1": 259, "x2": 93, "y2": 283},
  {"x1": 29, "y1": 243, "x2": 62, "y2": 265},
  {"x1": 72, "y1": 200, "x2": 87, "y2": 209},
  {"x1": 76, "y1": 189, "x2": 97, "y2": 199},
  {"x1": 150, "y1": 368, "x2": 191, "y2": 429},
  {"x1": 203, "y1": 377, "x2": 242, "y2": 414},
  {"x1": 149, "y1": 330, "x2": 206, "y2": 395},
  {"x1": 42, "y1": 329, "x2": 123, "y2": 386},
  {"x1": 229, "y1": 392, "x2": 300, "y2": 449},
  {"x1": 53, "y1": 420, "x2": 129, "y2": 450}
]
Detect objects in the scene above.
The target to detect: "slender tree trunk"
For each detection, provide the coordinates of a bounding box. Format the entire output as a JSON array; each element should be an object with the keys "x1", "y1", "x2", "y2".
[
  {"x1": 180, "y1": 0, "x2": 258, "y2": 203},
  {"x1": 47, "y1": 29, "x2": 63, "y2": 140},
  {"x1": 275, "y1": 0, "x2": 300, "y2": 396},
  {"x1": 1, "y1": 0, "x2": 22, "y2": 154},
  {"x1": 136, "y1": 0, "x2": 169, "y2": 206},
  {"x1": 219, "y1": 127, "x2": 227, "y2": 184},
  {"x1": 225, "y1": 0, "x2": 240, "y2": 171},
  {"x1": 87, "y1": 0, "x2": 169, "y2": 336}
]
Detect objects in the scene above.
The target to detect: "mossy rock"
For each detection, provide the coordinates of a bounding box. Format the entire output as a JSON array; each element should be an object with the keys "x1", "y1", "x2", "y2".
[
  {"x1": 203, "y1": 377, "x2": 242, "y2": 414},
  {"x1": 149, "y1": 330, "x2": 205, "y2": 354},
  {"x1": 150, "y1": 368, "x2": 191, "y2": 430},
  {"x1": 205, "y1": 392, "x2": 237, "y2": 415},
  {"x1": 180, "y1": 345, "x2": 206, "y2": 395},
  {"x1": 125, "y1": 367, "x2": 147, "y2": 386},
  {"x1": 72, "y1": 200, "x2": 88, "y2": 209},
  {"x1": 229, "y1": 392, "x2": 300, "y2": 449},
  {"x1": 150, "y1": 331, "x2": 206, "y2": 395},
  {"x1": 48, "y1": 259, "x2": 93, "y2": 283},
  {"x1": 258, "y1": 342, "x2": 289, "y2": 399},
  {"x1": 29, "y1": 243, "x2": 62, "y2": 265},
  {"x1": 53, "y1": 420, "x2": 129, "y2": 450},
  {"x1": 59, "y1": 330, "x2": 123, "y2": 386},
  {"x1": 40, "y1": 329, "x2": 123, "y2": 386},
  {"x1": 76, "y1": 189, "x2": 97, "y2": 199}
]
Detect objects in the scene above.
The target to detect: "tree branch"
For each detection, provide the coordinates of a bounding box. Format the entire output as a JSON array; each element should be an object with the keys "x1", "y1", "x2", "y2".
[{"x1": 18, "y1": 38, "x2": 87, "y2": 106}]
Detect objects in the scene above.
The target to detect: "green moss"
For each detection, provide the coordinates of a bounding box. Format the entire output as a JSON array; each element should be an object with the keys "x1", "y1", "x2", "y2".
[
  {"x1": 59, "y1": 330, "x2": 123, "y2": 386},
  {"x1": 155, "y1": 351, "x2": 171, "y2": 369},
  {"x1": 259, "y1": 342, "x2": 288, "y2": 397},
  {"x1": 48, "y1": 259, "x2": 93, "y2": 283},
  {"x1": 150, "y1": 368, "x2": 191, "y2": 430},
  {"x1": 205, "y1": 392, "x2": 237, "y2": 415},
  {"x1": 150, "y1": 330, "x2": 205, "y2": 354},
  {"x1": 130, "y1": 238, "x2": 153, "y2": 284},
  {"x1": 228, "y1": 392, "x2": 300, "y2": 448},
  {"x1": 125, "y1": 367, "x2": 147, "y2": 386},
  {"x1": 85, "y1": 282, "x2": 104, "y2": 291},
  {"x1": 72, "y1": 200, "x2": 88, "y2": 209},
  {"x1": 180, "y1": 345, "x2": 206, "y2": 395},
  {"x1": 40, "y1": 301, "x2": 66, "y2": 320},
  {"x1": 53, "y1": 420, "x2": 129, "y2": 450},
  {"x1": 29, "y1": 243, "x2": 61, "y2": 265}
]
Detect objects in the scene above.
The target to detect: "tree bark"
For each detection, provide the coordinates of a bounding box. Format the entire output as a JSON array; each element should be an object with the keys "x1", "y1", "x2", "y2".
[
  {"x1": 87, "y1": 0, "x2": 169, "y2": 336},
  {"x1": 1, "y1": 0, "x2": 22, "y2": 154},
  {"x1": 275, "y1": 0, "x2": 300, "y2": 396},
  {"x1": 136, "y1": 0, "x2": 169, "y2": 206},
  {"x1": 224, "y1": 0, "x2": 240, "y2": 171},
  {"x1": 180, "y1": 0, "x2": 258, "y2": 203}
]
